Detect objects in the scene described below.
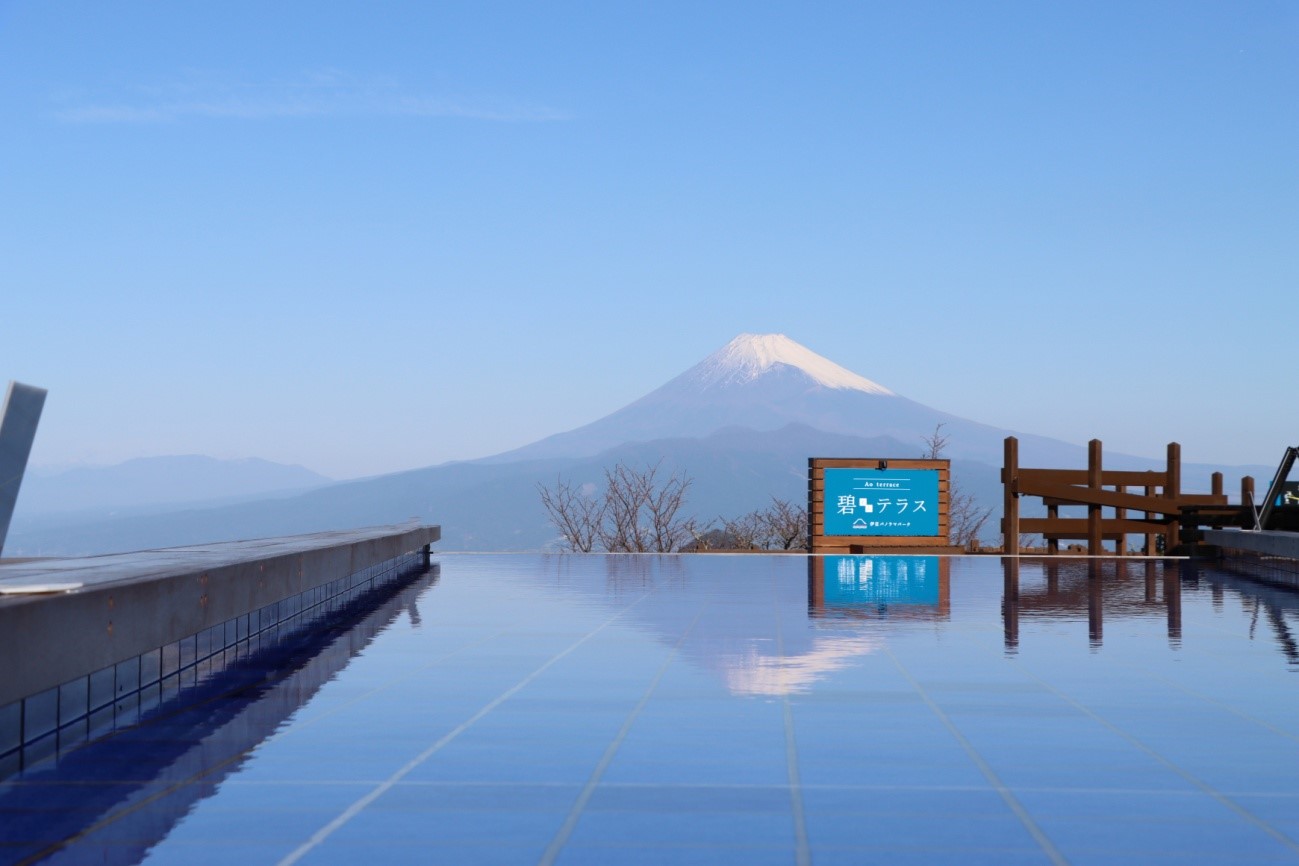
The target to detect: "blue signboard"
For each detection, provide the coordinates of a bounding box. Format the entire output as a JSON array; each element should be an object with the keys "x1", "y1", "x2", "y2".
[
  {"x1": 823, "y1": 556, "x2": 940, "y2": 606},
  {"x1": 823, "y1": 468, "x2": 940, "y2": 536}
]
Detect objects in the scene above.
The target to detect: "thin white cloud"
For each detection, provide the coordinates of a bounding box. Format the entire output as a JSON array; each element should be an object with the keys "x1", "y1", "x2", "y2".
[{"x1": 50, "y1": 70, "x2": 570, "y2": 124}]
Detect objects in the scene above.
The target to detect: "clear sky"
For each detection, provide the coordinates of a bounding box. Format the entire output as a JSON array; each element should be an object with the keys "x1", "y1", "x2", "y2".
[{"x1": 2, "y1": 1, "x2": 1295, "y2": 479}]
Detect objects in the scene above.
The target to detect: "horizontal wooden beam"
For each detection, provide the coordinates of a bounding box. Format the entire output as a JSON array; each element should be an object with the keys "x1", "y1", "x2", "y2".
[
  {"x1": 1179, "y1": 494, "x2": 1229, "y2": 505},
  {"x1": 1016, "y1": 479, "x2": 1186, "y2": 514},
  {"x1": 1014, "y1": 468, "x2": 1170, "y2": 486},
  {"x1": 1018, "y1": 518, "x2": 1167, "y2": 535}
]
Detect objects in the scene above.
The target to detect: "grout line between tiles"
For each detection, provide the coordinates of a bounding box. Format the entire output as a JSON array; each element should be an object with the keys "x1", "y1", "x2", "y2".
[
  {"x1": 1002, "y1": 655, "x2": 1299, "y2": 856},
  {"x1": 885, "y1": 646, "x2": 1070, "y2": 866},
  {"x1": 276, "y1": 585, "x2": 660, "y2": 866},
  {"x1": 536, "y1": 605, "x2": 704, "y2": 866},
  {"x1": 773, "y1": 562, "x2": 811, "y2": 866}
]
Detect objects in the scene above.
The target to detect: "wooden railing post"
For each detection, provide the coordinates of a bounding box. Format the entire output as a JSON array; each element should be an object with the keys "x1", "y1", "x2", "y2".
[
  {"x1": 1144, "y1": 484, "x2": 1157, "y2": 555},
  {"x1": 1114, "y1": 482, "x2": 1126, "y2": 557},
  {"x1": 1165, "y1": 442, "x2": 1181, "y2": 553},
  {"x1": 1003, "y1": 437, "x2": 1019, "y2": 555},
  {"x1": 1088, "y1": 439, "x2": 1103, "y2": 556},
  {"x1": 1046, "y1": 503, "x2": 1059, "y2": 555}
]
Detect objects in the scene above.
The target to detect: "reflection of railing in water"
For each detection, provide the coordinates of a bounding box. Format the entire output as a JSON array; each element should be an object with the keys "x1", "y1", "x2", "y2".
[
  {"x1": 0, "y1": 563, "x2": 438, "y2": 866},
  {"x1": 808, "y1": 556, "x2": 950, "y2": 621},
  {"x1": 1001, "y1": 557, "x2": 1299, "y2": 665},
  {"x1": 1001, "y1": 558, "x2": 1183, "y2": 654},
  {"x1": 1190, "y1": 564, "x2": 1299, "y2": 667}
]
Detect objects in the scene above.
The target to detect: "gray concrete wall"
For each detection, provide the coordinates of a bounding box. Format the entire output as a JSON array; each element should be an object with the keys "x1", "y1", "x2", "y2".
[
  {"x1": 0, "y1": 524, "x2": 439, "y2": 707},
  {"x1": 1204, "y1": 528, "x2": 1299, "y2": 560}
]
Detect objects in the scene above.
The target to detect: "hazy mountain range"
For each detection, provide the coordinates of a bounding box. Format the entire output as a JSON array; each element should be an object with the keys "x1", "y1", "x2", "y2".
[
  {"x1": 20, "y1": 456, "x2": 331, "y2": 516},
  {"x1": 5, "y1": 334, "x2": 1270, "y2": 556}
]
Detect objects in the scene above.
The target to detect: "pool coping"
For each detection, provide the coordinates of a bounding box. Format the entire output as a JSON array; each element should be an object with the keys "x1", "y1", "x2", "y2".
[{"x1": 0, "y1": 523, "x2": 439, "y2": 708}]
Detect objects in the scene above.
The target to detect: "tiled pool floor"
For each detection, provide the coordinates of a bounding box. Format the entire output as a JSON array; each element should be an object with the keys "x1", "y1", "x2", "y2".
[{"x1": 3, "y1": 554, "x2": 1299, "y2": 864}]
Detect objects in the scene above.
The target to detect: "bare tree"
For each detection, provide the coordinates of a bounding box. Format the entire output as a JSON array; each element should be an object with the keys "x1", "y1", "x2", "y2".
[
  {"x1": 644, "y1": 464, "x2": 695, "y2": 553},
  {"x1": 920, "y1": 424, "x2": 951, "y2": 461},
  {"x1": 537, "y1": 476, "x2": 604, "y2": 552},
  {"x1": 600, "y1": 462, "x2": 655, "y2": 552},
  {"x1": 920, "y1": 423, "x2": 994, "y2": 550},
  {"x1": 539, "y1": 460, "x2": 698, "y2": 553},
  {"x1": 949, "y1": 488, "x2": 993, "y2": 550},
  {"x1": 763, "y1": 498, "x2": 808, "y2": 550}
]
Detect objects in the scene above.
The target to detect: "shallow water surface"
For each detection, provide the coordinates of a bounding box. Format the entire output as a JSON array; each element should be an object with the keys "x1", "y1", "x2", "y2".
[{"x1": 3, "y1": 554, "x2": 1299, "y2": 865}]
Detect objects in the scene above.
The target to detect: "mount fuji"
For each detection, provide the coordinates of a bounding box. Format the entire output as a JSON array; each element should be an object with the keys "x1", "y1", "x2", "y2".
[
  {"x1": 4, "y1": 334, "x2": 1265, "y2": 555},
  {"x1": 492, "y1": 333, "x2": 1082, "y2": 467}
]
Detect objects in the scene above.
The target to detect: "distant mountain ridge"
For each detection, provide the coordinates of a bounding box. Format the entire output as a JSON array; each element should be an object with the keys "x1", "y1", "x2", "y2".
[
  {"x1": 3, "y1": 333, "x2": 1272, "y2": 555},
  {"x1": 20, "y1": 455, "x2": 332, "y2": 516}
]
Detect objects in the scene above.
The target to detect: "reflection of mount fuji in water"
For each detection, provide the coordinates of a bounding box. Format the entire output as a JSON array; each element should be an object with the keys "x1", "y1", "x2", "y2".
[{"x1": 542, "y1": 555, "x2": 949, "y2": 697}]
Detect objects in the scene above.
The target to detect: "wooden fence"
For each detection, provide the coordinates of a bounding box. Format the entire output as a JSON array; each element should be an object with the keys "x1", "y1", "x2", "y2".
[{"x1": 1001, "y1": 436, "x2": 1233, "y2": 555}]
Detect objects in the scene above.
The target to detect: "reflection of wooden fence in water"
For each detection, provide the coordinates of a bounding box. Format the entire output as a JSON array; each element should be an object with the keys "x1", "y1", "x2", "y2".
[
  {"x1": 1001, "y1": 436, "x2": 1245, "y2": 555},
  {"x1": 1001, "y1": 558, "x2": 1181, "y2": 651}
]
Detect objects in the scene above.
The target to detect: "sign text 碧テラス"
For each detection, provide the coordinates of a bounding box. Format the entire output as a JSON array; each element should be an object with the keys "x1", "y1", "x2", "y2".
[{"x1": 822, "y1": 467, "x2": 940, "y2": 537}]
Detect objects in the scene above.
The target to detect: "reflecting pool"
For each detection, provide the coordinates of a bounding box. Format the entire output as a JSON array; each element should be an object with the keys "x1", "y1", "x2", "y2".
[{"x1": 3, "y1": 554, "x2": 1299, "y2": 865}]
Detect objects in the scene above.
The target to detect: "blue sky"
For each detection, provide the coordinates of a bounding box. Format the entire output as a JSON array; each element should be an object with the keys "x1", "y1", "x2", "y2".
[{"x1": 2, "y1": 1, "x2": 1295, "y2": 478}]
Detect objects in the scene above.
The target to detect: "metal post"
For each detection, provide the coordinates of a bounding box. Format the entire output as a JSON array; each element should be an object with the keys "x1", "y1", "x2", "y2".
[
  {"x1": 1257, "y1": 447, "x2": 1298, "y2": 532},
  {"x1": 0, "y1": 381, "x2": 47, "y2": 558}
]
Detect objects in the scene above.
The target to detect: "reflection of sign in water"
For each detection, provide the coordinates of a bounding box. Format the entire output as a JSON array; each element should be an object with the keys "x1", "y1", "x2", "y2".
[
  {"x1": 823, "y1": 468, "x2": 940, "y2": 536},
  {"x1": 823, "y1": 556, "x2": 940, "y2": 606}
]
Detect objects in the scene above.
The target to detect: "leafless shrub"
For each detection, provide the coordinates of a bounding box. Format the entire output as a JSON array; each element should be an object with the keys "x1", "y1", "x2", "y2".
[
  {"x1": 701, "y1": 498, "x2": 809, "y2": 552},
  {"x1": 685, "y1": 520, "x2": 721, "y2": 551},
  {"x1": 1018, "y1": 532, "x2": 1045, "y2": 553},
  {"x1": 720, "y1": 510, "x2": 766, "y2": 550},
  {"x1": 763, "y1": 497, "x2": 809, "y2": 550}
]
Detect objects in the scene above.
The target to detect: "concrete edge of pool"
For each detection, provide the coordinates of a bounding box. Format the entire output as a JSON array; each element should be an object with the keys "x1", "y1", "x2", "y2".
[{"x1": 0, "y1": 523, "x2": 439, "y2": 774}]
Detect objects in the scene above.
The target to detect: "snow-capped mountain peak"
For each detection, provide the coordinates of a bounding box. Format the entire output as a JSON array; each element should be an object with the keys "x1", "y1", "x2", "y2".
[{"x1": 687, "y1": 333, "x2": 895, "y2": 395}]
